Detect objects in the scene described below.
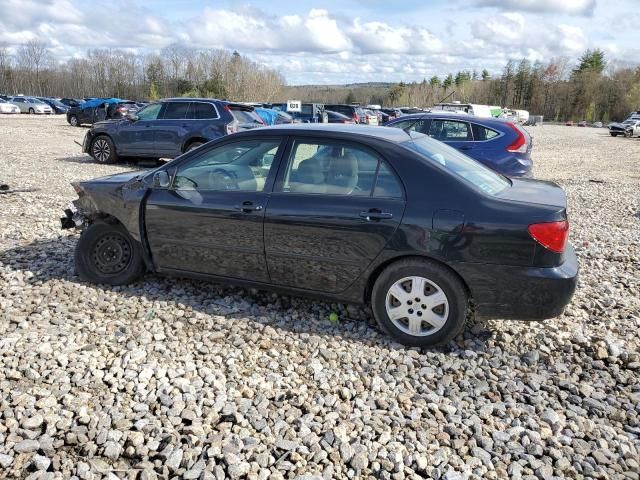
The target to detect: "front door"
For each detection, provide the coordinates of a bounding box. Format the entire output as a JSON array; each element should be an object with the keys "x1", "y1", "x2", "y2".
[
  {"x1": 144, "y1": 137, "x2": 285, "y2": 281},
  {"x1": 427, "y1": 118, "x2": 475, "y2": 153},
  {"x1": 264, "y1": 138, "x2": 406, "y2": 293},
  {"x1": 117, "y1": 103, "x2": 163, "y2": 155}
]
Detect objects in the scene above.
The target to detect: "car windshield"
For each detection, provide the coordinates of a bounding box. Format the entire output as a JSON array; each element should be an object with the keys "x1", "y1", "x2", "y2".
[{"x1": 403, "y1": 133, "x2": 510, "y2": 195}]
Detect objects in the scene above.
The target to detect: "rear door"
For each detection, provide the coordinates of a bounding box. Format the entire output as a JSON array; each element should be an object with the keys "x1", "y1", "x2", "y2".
[
  {"x1": 153, "y1": 101, "x2": 192, "y2": 156},
  {"x1": 264, "y1": 137, "x2": 406, "y2": 293}
]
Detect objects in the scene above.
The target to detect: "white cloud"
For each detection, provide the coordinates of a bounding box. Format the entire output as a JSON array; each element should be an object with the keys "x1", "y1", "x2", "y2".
[
  {"x1": 476, "y1": 0, "x2": 596, "y2": 16},
  {"x1": 0, "y1": 0, "x2": 637, "y2": 85}
]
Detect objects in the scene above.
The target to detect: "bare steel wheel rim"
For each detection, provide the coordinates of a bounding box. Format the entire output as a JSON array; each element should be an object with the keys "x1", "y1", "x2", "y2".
[
  {"x1": 91, "y1": 233, "x2": 132, "y2": 275},
  {"x1": 385, "y1": 276, "x2": 449, "y2": 337},
  {"x1": 92, "y1": 139, "x2": 110, "y2": 162}
]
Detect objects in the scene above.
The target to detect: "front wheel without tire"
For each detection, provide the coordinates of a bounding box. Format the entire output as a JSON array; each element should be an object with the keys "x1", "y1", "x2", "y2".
[
  {"x1": 371, "y1": 259, "x2": 468, "y2": 347},
  {"x1": 75, "y1": 221, "x2": 145, "y2": 285},
  {"x1": 91, "y1": 136, "x2": 118, "y2": 164}
]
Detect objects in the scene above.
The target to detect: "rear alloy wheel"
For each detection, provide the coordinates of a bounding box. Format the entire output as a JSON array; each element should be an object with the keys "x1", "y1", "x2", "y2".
[
  {"x1": 69, "y1": 115, "x2": 79, "y2": 127},
  {"x1": 91, "y1": 136, "x2": 118, "y2": 164},
  {"x1": 371, "y1": 259, "x2": 467, "y2": 347},
  {"x1": 75, "y1": 221, "x2": 145, "y2": 285}
]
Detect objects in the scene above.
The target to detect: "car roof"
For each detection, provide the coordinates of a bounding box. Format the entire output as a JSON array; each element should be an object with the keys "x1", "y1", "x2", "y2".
[
  {"x1": 391, "y1": 112, "x2": 510, "y2": 125},
  {"x1": 162, "y1": 98, "x2": 253, "y2": 109},
  {"x1": 248, "y1": 123, "x2": 414, "y2": 142}
]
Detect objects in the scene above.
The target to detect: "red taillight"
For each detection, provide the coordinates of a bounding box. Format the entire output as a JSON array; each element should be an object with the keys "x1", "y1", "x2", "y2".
[
  {"x1": 528, "y1": 220, "x2": 569, "y2": 253},
  {"x1": 506, "y1": 122, "x2": 528, "y2": 153},
  {"x1": 226, "y1": 121, "x2": 238, "y2": 134},
  {"x1": 353, "y1": 113, "x2": 360, "y2": 123}
]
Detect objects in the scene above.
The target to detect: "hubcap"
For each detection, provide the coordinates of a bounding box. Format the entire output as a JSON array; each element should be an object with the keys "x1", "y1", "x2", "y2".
[
  {"x1": 93, "y1": 139, "x2": 110, "y2": 162},
  {"x1": 70, "y1": 116, "x2": 77, "y2": 125},
  {"x1": 91, "y1": 233, "x2": 132, "y2": 275},
  {"x1": 385, "y1": 276, "x2": 449, "y2": 336}
]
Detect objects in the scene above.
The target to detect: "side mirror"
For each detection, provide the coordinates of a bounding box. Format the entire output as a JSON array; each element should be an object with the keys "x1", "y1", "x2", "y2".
[
  {"x1": 153, "y1": 171, "x2": 170, "y2": 188},
  {"x1": 127, "y1": 112, "x2": 139, "y2": 122}
]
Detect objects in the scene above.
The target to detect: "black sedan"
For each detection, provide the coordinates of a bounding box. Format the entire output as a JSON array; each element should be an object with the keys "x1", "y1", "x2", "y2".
[{"x1": 61, "y1": 125, "x2": 578, "y2": 347}]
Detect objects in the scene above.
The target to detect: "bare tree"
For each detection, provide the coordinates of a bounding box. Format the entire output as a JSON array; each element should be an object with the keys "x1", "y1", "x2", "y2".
[{"x1": 16, "y1": 40, "x2": 49, "y2": 95}]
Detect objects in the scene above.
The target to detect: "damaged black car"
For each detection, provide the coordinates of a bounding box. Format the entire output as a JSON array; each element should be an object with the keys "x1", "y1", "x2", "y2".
[{"x1": 62, "y1": 124, "x2": 578, "y2": 347}]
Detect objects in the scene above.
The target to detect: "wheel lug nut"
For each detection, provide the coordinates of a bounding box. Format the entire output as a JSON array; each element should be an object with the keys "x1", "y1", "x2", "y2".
[
  {"x1": 408, "y1": 309, "x2": 414, "y2": 314},
  {"x1": 407, "y1": 300, "x2": 412, "y2": 305},
  {"x1": 421, "y1": 304, "x2": 426, "y2": 309},
  {"x1": 417, "y1": 311, "x2": 422, "y2": 317},
  {"x1": 415, "y1": 297, "x2": 420, "y2": 302}
]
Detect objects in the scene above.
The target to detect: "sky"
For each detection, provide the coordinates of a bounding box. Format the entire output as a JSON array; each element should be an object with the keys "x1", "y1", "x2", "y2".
[{"x1": 0, "y1": 0, "x2": 638, "y2": 85}]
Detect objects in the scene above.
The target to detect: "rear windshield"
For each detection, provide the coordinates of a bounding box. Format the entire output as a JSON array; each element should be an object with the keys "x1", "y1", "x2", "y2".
[
  {"x1": 403, "y1": 134, "x2": 510, "y2": 195},
  {"x1": 230, "y1": 108, "x2": 263, "y2": 125}
]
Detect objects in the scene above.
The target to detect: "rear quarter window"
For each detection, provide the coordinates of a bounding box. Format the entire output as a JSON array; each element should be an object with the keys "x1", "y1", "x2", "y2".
[{"x1": 472, "y1": 124, "x2": 501, "y2": 141}]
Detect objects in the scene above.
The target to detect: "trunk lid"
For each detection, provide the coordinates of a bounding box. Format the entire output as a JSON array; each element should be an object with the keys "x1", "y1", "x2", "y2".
[{"x1": 496, "y1": 178, "x2": 566, "y2": 209}]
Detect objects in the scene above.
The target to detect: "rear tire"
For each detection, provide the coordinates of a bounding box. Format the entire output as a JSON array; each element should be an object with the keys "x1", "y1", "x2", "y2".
[
  {"x1": 371, "y1": 259, "x2": 468, "y2": 347},
  {"x1": 69, "y1": 115, "x2": 79, "y2": 127},
  {"x1": 75, "y1": 221, "x2": 145, "y2": 285},
  {"x1": 28, "y1": 108, "x2": 35, "y2": 114},
  {"x1": 91, "y1": 135, "x2": 118, "y2": 164},
  {"x1": 610, "y1": 133, "x2": 617, "y2": 137}
]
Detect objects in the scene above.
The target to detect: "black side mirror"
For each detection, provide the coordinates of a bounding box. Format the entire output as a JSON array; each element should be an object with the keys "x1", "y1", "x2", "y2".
[
  {"x1": 127, "y1": 112, "x2": 139, "y2": 122},
  {"x1": 153, "y1": 171, "x2": 170, "y2": 188}
]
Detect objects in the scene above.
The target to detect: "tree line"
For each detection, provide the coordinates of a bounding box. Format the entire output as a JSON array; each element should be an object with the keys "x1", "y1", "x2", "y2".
[
  {"x1": 0, "y1": 41, "x2": 285, "y2": 103},
  {"x1": 286, "y1": 50, "x2": 640, "y2": 122},
  {"x1": 1, "y1": 42, "x2": 638, "y2": 122}
]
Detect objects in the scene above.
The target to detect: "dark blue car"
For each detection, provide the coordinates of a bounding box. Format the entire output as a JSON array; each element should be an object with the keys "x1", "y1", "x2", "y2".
[
  {"x1": 385, "y1": 113, "x2": 532, "y2": 177},
  {"x1": 81, "y1": 98, "x2": 264, "y2": 163},
  {"x1": 37, "y1": 97, "x2": 69, "y2": 114}
]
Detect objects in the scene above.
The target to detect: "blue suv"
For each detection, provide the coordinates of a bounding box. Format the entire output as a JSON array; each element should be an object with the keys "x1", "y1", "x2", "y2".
[
  {"x1": 385, "y1": 113, "x2": 533, "y2": 177},
  {"x1": 82, "y1": 98, "x2": 264, "y2": 163}
]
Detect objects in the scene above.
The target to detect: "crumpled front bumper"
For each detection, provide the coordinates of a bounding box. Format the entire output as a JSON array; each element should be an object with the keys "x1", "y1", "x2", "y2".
[{"x1": 60, "y1": 202, "x2": 86, "y2": 229}]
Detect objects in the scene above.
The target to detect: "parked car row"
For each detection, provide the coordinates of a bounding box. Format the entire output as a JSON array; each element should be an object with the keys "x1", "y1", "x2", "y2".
[{"x1": 78, "y1": 97, "x2": 539, "y2": 180}]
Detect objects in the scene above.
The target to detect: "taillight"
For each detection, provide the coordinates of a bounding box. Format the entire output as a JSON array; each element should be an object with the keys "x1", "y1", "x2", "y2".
[
  {"x1": 506, "y1": 122, "x2": 528, "y2": 153},
  {"x1": 226, "y1": 121, "x2": 238, "y2": 134},
  {"x1": 353, "y1": 113, "x2": 360, "y2": 123},
  {"x1": 528, "y1": 220, "x2": 569, "y2": 253}
]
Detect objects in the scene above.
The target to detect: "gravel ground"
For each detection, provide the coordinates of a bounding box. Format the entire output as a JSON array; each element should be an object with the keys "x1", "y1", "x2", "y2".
[{"x1": 1, "y1": 116, "x2": 639, "y2": 479}]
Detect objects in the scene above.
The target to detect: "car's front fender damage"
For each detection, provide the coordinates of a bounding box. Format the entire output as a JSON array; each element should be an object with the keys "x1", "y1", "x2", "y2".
[{"x1": 60, "y1": 174, "x2": 148, "y2": 242}]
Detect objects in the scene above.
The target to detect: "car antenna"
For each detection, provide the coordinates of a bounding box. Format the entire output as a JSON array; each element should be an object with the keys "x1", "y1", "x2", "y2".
[{"x1": 434, "y1": 90, "x2": 456, "y2": 108}]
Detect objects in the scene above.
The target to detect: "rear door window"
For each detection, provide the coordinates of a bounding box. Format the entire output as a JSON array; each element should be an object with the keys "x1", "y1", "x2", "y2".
[
  {"x1": 162, "y1": 102, "x2": 190, "y2": 119},
  {"x1": 188, "y1": 102, "x2": 218, "y2": 120},
  {"x1": 429, "y1": 120, "x2": 473, "y2": 141}
]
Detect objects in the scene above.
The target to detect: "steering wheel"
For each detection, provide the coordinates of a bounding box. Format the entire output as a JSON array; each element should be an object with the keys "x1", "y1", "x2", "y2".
[
  {"x1": 175, "y1": 176, "x2": 198, "y2": 189},
  {"x1": 210, "y1": 168, "x2": 239, "y2": 190}
]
